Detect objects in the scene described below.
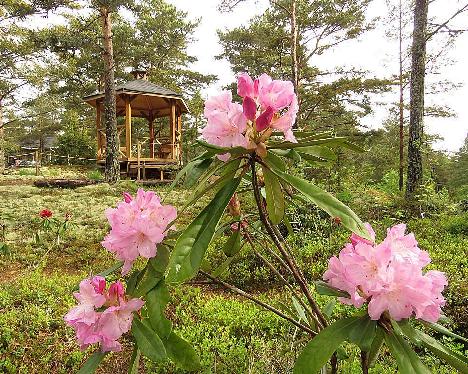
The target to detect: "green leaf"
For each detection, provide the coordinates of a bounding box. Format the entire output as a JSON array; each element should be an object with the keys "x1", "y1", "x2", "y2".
[
  {"x1": 77, "y1": 351, "x2": 107, "y2": 374},
  {"x1": 212, "y1": 254, "x2": 238, "y2": 277},
  {"x1": 126, "y1": 269, "x2": 145, "y2": 296},
  {"x1": 399, "y1": 322, "x2": 468, "y2": 373},
  {"x1": 166, "y1": 177, "x2": 241, "y2": 284},
  {"x1": 222, "y1": 229, "x2": 241, "y2": 257},
  {"x1": 323, "y1": 299, "x2": 336, "y2": 318},
  {"x1": 132, "y1": 318, "x2": 167, "y2": 363},
  {"x1": 368, "y1": 327, "x2": 384, "y2": 368},
  {"x1": 133, "y1": 246, "x2": 170, "y2": 297},
  {"x1": 184, "y1": 158, "x2": 241, "y2": 209},
  {"x1": 347, "y1": 316, "x2": 377, "y2": 352},
  {"x1": 314, "y1": 281, "x2": 349, "y2": 298},
  {"x1": 272, "y1": 170, "x2": 369, "y2": 239},
  {"x1": 146, "y1": 281, "x2": 172, "y2": 339},
  {"x1": 295, "y1": 146, "x2": 337, "y2": 161},
  {"x1": 291, "y1": 296, "x2": 308, "y2": 323},
  {"x1": 264, "y1": 150, "x2": 286, "y2": 171},
  {"x1": 263, "y1": 166, "x2": 285, "y2": 224},
  {"x1": 184, "y1": 158, "x2": 213, "y2": 187},
  {"x1": 384, "y1": 330, "x2": 431, "y2": 374},
  {"x1": 424, "y1": 322, "x2": 468, "y2": 344},
  {"x1": 294, "y1": 317, "x2": 361, "y2": 374},
  {"x1": 164, "y1": 332, "x2": 201, "y2": 371},
  {"x1": 128, "y1": 347, "x2": 140, "y2": 374}
]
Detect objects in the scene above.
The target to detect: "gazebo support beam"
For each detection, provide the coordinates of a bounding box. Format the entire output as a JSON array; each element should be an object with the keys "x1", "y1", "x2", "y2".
[
  {"x1": 125, "y1": 97, "x2": 132, "y2": 158},
  {"x1": 170, "y1": 101, "x2": 176, "y2": 159},
  {"x1": 149, "y1": 119, "x2": 155, "y2": 158}
]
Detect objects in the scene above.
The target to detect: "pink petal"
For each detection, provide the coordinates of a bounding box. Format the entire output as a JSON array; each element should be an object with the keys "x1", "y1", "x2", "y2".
[
  {"x1": 242, "y1": 96, "x2": 257, "y2": 121},
  {"x1": 256, "y1": 107, "x2": 274, "y2": 132}
]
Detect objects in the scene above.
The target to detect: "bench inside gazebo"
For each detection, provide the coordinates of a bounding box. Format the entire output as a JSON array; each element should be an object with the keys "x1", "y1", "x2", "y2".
[{"x1": 83, "y1": 70, "x2": 188, "y2": 180}]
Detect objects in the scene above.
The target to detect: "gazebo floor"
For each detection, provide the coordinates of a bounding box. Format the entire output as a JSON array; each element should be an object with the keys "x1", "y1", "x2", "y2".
[{"x1": 97, "y1": 158, "x2": 181, "y2": 180}]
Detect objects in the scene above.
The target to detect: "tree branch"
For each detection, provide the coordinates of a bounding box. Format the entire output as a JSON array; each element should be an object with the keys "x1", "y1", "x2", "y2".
[{"x1": 426, "y1": 3, "x2": 468, "y2": 41}]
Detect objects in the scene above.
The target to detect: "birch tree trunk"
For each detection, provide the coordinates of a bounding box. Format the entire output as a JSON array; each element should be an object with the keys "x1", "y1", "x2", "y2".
[
  {"x1": 290, "y1": 0, "x2": 299, "y2": 96},
  {"x1": 406, "y1": 0, "x2": 428, "y2": 198},
  {"x1": 100, "y1": 6, "x2": 120, "y2": 183}
]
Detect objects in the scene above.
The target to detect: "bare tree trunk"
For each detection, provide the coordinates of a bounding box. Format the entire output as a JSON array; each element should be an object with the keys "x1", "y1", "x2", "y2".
[
  {"x1": 290, "y1": 0, "x2": 299, "y2": 129},
  {"x1": 398, "y1": 0, "x2": 404, "y2": 191},
  {"x1": 406, "y1": 0, "x2": 428, "y2": 199},
  {"x1": 290, "y1": 0, "x2": 299, "y2": 96},
  {"x1": 0, "y1": 98, "x2": 4, "y2": 174},
  {"x1": 100, "y1": 7, "x2": 120, "y2": 183}
]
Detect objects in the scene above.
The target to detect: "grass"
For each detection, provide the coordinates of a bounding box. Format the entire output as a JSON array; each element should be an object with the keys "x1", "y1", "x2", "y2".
[{"x1": 0, "y1": 172, "x2": 466, "y2": 373}]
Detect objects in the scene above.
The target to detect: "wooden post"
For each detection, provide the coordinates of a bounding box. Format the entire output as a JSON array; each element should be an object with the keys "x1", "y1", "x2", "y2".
[
  {"x1": 170, "y1": 101, "x2": 176, "y2": 159},
  {"x1": 149, "y1": 119, "x2": 154, "y2": 158},
  {"x1": 96, "y1": 102, "x2": 102, "y2": 160},
  {"x1": 177, "y1": 110, "x2": 182, "y2": 162},
  {"x1": 137, "y1": 142, "x2": 141, "y2": 181},
  {"x1": 35, "y1": 150, "x2": 39, "y2": 176},
  {"x1": 125, "y1": 96, "x2": 132, "y2": 159}
]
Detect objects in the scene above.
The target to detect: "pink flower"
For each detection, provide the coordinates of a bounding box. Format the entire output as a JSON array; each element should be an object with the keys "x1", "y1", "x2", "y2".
[
  {"x1": 201, "y1": 91, "x2": 248, "y2": 153},
  {"x1": 237, "y1": 72, "x2": 256, "y2": 98},
  {"x1": 323, "y1": 223, "x2": 447, "y2": 323},
  {"x1": 270, "y1": 96, "x2": 299, "y2": 142},
  {"x1": 64, "y1": 277, "x2": 144, "y2": 352},
  {"x1": 102, "y1": 189, "x2": 177, "y2": 275},
  {"x1": 257, "y1": 73, "x2": 295, "y2": 112}
]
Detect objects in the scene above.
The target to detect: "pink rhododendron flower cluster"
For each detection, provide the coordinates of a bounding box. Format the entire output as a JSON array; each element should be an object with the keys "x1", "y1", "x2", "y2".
[
  {"x1": 323, "y1": 223, "x2": 447, "y2": 322},
  {"x1": 64, "y1": 276, "x2": 144, "y2": 352},
  {"x1": 201, "y1": 73, "x2": 298, "y2": 160},
  {"x1": 102, "y1": 189, "x2": 177, "y2": 275}
]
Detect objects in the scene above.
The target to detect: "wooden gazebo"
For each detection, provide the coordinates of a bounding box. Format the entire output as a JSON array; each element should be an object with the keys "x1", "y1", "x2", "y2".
[{"x1": 83, "y1": 71, "x2": 188, "y2": 180}]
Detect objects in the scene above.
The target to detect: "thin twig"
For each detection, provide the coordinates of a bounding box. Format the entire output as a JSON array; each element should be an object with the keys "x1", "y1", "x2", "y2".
[{"x1": 199, "y1": 270, "x2": 316, "y2": 336}]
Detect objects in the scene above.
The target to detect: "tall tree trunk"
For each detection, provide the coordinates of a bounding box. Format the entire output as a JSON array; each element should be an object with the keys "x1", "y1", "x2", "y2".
[
  {"x1": 100, "y1": 7, "x2": 120, "y2": 183},
  {"x1": 398, "y1": 0, "x2": 404, "y2": 191},
  {"x1": 290, "y1": 0, "x2": 299, "y2": 97},
  {"x1": 406, "y1": 0, "x2": 428, "y2": 199},
  {"x1": 0, "y1": 98, "x2": 4, "y2": 174}
]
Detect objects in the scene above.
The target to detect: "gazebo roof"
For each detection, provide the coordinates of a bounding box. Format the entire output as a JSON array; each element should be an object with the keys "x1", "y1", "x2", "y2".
[{"x1": 83, "y1": 79, "x2": 189, "y2": 119}]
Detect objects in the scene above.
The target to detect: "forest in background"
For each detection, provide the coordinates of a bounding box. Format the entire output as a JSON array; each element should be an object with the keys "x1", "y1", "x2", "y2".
[{"x1": 0, "y1": 0, "x2": 467, "y2": 203}]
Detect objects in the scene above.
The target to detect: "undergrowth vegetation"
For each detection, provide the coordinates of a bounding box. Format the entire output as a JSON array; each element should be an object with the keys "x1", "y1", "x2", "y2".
[{"x1": 0, "y1": 171, "x2": 466, "y2": 373}]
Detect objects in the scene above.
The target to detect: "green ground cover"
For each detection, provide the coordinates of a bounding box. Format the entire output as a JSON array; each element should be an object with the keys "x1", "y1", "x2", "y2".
[{"x1": 0, "y1": 167, "x2": 466, "y2": 373}]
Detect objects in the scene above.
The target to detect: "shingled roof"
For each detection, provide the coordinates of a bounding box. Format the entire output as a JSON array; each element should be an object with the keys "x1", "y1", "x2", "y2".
[
  {"x1": 83, "y1": 79, "x2": 189, "y2": 116},
  {"x1": 83, "y1": 79, "x2": 183, "y2": 100}
]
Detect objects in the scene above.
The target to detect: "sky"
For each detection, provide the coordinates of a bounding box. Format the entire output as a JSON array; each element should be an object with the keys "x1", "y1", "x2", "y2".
[{"x1": 167, "y1": 0, "x2": 468, "y2": 153}]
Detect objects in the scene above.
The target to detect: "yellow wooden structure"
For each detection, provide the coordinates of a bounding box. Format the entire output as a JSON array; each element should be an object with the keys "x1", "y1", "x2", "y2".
[{"x1": 83, "y1": 71, "x2": 188, "y2": 180}]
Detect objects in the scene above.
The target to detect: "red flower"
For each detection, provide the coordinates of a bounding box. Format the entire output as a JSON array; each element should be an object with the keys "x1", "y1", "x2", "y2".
[{"x1": 39, "y1": 209, "x2": 53, "y2": 219}]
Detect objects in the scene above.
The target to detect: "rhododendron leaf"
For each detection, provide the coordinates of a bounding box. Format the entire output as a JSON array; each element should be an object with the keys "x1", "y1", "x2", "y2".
[
  {"x1": 271, "y1": 148, "x2": 301, "y2": 162},
  {"x1": 294, "y1": 317, "x2": 361, "y2": 374},
  {"x1": 134, "y1": 246, "x2": 169, "y2": 297},
  {"x1": 323, "y1": 299, "x2": 336, "y2": 318},
  {"x1": 384, "y1": 331, "x2": 431, "y2": 374},
  {"x1": 270, "y1": 137, "x2": 363, "y2": 152},
  {"x1": 368, "y1": 327, "x2": 384, "y2": 368},
  {"x1": 128, "y1": 347, "x2": 140, "y2": 374},
  {"x1": 77, "y1": 351, "x2": 107, "y2": 374},
  {"x1": 184, "y1": 159, "x2": 213, "y2": 187},
  {"x1": 314, "y1": 281, "x2": 349, "y2": 298},
  {"x1": 96, "y1": 261, "x2": 123, "y2": 278},
  {"x1": 185, "y1": 158, "x2": 242, "y2": 209},
  {"x1": 347, "y1": 316, "x2": 377, "y2": 351},
  {"x1": 146, "y1": 281, "x2": 172, "y2": 339},
  {"x1": 164, "y1": 331, "x2": 201, "y2": 371},
  {"x1": 196, "y1": 140, "x2": 248, "y2": 156},
  {"x1": 295, "y1": 146, "x2": 337, "y2": 161},
  {"x1": 398, "y1": 322, "x2": 468, "y2": 372},
  {"x1": 272, "y1": 170, "x2": 370, "y2": 239},
  {"x1": 424, "y1": 322, "x2": 468, "y2": 344},
  {"x1": 264, "y1": 150, "x2": 286, "y2": 172},
  {"x1": 166, "y1": 177, "x2": 241, "y2": 284},
  {"x1": 212, "y1": 254, "x2": 239, "y2": 277},
  {"x1": 291, "y1": 296, "x2": 307, "y2": 323},
  {"x1": 263, "y1": 166, "x2": 284, "y2": 224},
  {"x1": 126, "y1": 269, "x2": 145, "y2": 296},
  {"x1": 222, "y1": 229, "x2": 241, "y2": 257},
  {"x1": 132, "y1": 318, "x2": 167, "y2": 362}
]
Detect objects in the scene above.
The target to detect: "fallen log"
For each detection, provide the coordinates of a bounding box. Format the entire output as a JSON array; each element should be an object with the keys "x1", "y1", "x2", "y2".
[{"x1": 33, "y1": 179, "x2": 101, "y2": 188}]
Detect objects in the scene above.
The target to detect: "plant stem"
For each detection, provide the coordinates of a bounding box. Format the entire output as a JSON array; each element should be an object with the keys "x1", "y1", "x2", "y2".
[
  {"x1": 360, "y1": 350, "x2": 369, "y2": 374},
  {"x1": 199, "y1": 270, "x2": 316, "y2": 336},
  {"x1": 250, "y1": 156, "x2": 327, "y2": 329},
  {"x1": 244, "y1": 231, "x2": 320, "y2": 330}
]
